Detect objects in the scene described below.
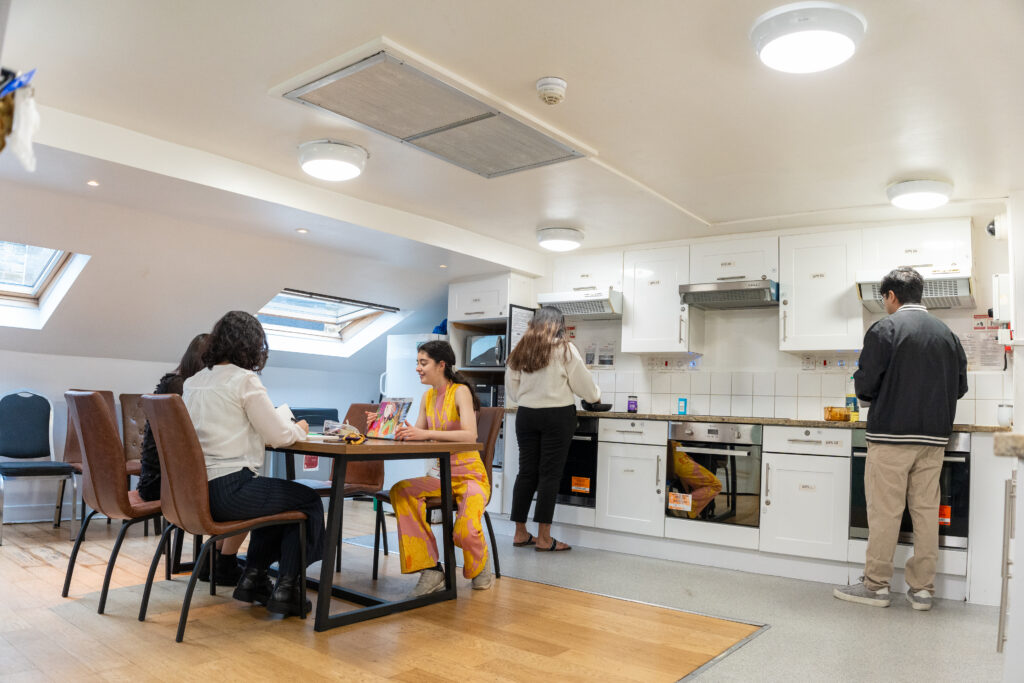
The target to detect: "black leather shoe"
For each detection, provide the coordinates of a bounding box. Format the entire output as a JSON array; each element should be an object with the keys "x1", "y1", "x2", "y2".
[
  {"x1": 266, "y1": 575, "x2": 311, "y2": 617},
  {"x1": 199, "y1": 553, "x2": 244, "y2": 586},
  {"x1": 232, "y1": 567, "x2": 273, "y2": 605}
]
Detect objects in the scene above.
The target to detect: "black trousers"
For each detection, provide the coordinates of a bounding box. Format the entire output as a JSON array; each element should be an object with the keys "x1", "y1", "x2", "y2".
[
  {"x1": 510, "y1": 405, "x2": 577, "y2": 525},
  {"x1": 207, "y1": 469, "x2": 325, "y2": 577}
]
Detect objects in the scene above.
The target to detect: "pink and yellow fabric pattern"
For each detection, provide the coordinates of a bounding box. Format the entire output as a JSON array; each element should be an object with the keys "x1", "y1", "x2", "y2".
[{"x1": 389, "y1": 383, "x2": 490, "y2": 579}]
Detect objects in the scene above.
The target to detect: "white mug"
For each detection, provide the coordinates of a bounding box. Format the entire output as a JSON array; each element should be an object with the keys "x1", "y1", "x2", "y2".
[{"x1": 998, "y1": 404, "x2": 1013, "y2": 427}]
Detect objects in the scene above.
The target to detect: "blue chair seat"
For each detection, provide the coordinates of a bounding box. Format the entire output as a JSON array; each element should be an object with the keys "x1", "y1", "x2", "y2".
[{"x1": 0, "y1": 462, "x2": 76, "y2": 477}]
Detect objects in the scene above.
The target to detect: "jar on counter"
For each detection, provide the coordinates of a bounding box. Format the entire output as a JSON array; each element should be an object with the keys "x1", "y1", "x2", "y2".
[{"x1": 627, "y1": 395, "x2": 638, "y2": 413}]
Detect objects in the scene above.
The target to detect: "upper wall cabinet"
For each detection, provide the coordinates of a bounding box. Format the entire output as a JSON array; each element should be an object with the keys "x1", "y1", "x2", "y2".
[
  {"x1": 448, "y1": 273, "x2": 534, "y2": 323},
  {"x1": 689, "y1": 235, "x2": 779, "y2": 284},
  {"x1": 551, "y1": 250, "x2": 623, "y2": 292},
  {"x1": 861, "y1": 218, "x2": 972, "y2": 272},
  {"x1": 779, "y1": 230, "x2": 863, "y2": 351},
  {"x1": 622, "y1": 245, "x2": 704, "y2": 353}
]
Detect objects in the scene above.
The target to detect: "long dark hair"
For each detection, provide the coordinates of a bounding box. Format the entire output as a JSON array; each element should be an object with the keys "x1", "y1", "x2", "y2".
[
  {"x1": 202, "y1": 311, "x2": 269, "y2": 372},
  {"x1": 506, "y1": 306, "x2": 569, "y2": 373},
  {"x1": 175, "y1": 333, "x2": 209, "y2": 380},
  {"x1": 419, "y1": 340, "x2": 480, "y2": 411}
]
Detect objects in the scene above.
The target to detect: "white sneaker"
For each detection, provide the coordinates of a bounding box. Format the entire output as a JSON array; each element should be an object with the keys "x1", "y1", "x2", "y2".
[
  {"x1": 833, "y1": 581, "x2": 891, "y2": 607},
  {"x1": 409, "y1": 569, "x2": 445, "y2": 597},
  {"x1": 906, "y1": 588, "x2": 933, "y2": 611},
  {"x1": 471, "y1": 569, "x2": 494, "y2": 591}
]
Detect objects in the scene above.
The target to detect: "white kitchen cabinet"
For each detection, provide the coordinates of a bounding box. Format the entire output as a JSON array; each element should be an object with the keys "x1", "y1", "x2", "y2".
[
  {"x1": 861, "y1": 218, "x2": 972, "y2": 271},
  {"x1": 595, "y1": 441, "x2": 666, "y2": 536},
  {"x1": 689, "y1": 235, "x2": 779, "y2": 284},
  {"x1": 552, "y1": 250, "x2": 623, "y2": 292},
  {"x1": 758, "y1": 450, "x2": 851, "y2": 561},
  {"x1": 779, "y1": 230, "x2": 863, "y2": 351},
  {"x1": 448, "y1": 272, "x2": 534, "y2": 323},
  {"x1": 485, "y1": 467, "x2": 503, "y2": 514},
  {"x1": 621, "y1": 245, "x2": 704, "y2": 353},
  {"x1": 501, "y1": 414, "x2": 517, "y2": 516}
]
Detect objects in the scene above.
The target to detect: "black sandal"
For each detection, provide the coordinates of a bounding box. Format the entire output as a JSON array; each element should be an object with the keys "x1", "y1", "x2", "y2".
[{"x1": 512, "y1": 533, "x2": 535, "y2": 547}]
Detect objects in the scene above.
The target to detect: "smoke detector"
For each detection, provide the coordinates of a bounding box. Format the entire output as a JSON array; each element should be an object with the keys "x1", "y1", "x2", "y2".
[{"x1": 536, "y1": 77, "x2": 567, "y2": 105}]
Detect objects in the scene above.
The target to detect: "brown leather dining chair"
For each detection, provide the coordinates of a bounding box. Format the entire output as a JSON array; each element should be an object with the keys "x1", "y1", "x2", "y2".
[
  {"x1": 62, "y1": 391, "x2": 164, "y2": 613},
  {"x1": 59, "y1": 390, "x2": 144, "y2": 531},
  {"x1": 138, "y1": 394, "x2": 308, "y2": 642},
  {"x1": 291, "y1": 403, "x2": 383, "y2": 571},
  {"x1": 372, "y1": 406, "x2": 503, "y2": 580},
  {"x1": 119, "y1": 393, "x2": 146, "y2": 474}
]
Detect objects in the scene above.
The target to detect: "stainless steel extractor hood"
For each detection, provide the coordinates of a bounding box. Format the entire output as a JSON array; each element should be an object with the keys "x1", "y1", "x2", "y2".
[
  {"x1": 856, "y1": 268, "x2": 975, "y2": 312},
  {"x1": 678, "y1": 280, "x2": 780, "y2": 310},
  {"x1": 536, "y1": 288, "x2": 622, "y2": 319}
]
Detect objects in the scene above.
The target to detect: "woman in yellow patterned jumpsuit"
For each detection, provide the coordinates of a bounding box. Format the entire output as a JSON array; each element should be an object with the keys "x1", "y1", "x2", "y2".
[{"x1": 390, "y1": 340, "x2": 492, "y2": 596}]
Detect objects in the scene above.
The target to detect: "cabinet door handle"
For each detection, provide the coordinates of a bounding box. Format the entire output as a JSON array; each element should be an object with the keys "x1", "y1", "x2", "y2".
[
  {"x1": 716, "y1": 275, "x2": 746, "y2": 280},
  {"x1": 787, "y1": 438, "x2": 823, "y2": 444},
  {"x1": 463, "y1": 310, "x2": 485, "y2": 316},
  {"x1": 765, "y1": 462, "x2": 771, "y2": 498},
  {"x1": 782, "y1": 310, "x2": 788, "y2": 342},
  {"x1": 656, "y1": 455, "x2": 662, "y2": 488},
  {"x1": 679, "y1": 315, "x2": 684, "y2": 344},
  {"x1": 900, "y1": 263, "x2": 934, "y2": 268}
]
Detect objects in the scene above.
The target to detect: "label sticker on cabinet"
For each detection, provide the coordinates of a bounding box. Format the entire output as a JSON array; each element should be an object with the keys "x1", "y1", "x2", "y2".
[
  {"x1": 668, "y1": 492, "x2": 692, "y2": 511},
  {"x1": 939, "y1": 505, "x2": 951, "y2": 526},
  {"x1": 571, "y1": 477, "x2": 591, "y2": 493},
  {"x1": 303, "y1": 455, "x2": 319, "y2": 471}
]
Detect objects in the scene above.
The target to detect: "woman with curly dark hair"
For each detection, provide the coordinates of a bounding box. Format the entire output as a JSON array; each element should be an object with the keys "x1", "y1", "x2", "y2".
[{"x1": 183, "y1": 311, "x2": 325, "y2": 616}]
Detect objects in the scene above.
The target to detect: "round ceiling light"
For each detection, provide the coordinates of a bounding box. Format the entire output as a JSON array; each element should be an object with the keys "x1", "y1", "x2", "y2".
[
  {"x1": 886, "y1": 180, "x2": 953, "y2": 210},
  {"x1": 536, "y1": 227, "x2": 584, "y2": 252},
  {"x1": 750, "y1": 2, "x2": 867, "y2": 74},
  {"x1": 297, "y1": 140, "x2": 368, "y2": 181}
]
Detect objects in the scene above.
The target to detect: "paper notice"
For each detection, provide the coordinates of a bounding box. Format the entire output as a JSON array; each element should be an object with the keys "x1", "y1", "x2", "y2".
[
  {"x1": 960, "y1": 326, "x2": 1004, "y2": 371},
  {"x1": 668, "y1": 492, "x2": 692, "y2": 512}
]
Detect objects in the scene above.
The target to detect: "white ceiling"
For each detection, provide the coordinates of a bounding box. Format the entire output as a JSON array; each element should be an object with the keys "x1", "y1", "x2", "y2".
[{"x1": 2, "y1": 0, "x2": 1019, "y2": 257}]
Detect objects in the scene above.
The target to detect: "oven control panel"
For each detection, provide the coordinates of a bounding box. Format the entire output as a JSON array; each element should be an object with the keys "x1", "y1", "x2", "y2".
[{"x1": 669, "y1": 422, "x2": 761, "y2": 445}]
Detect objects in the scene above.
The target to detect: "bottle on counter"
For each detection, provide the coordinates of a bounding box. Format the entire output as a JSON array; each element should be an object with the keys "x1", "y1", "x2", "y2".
[{"x1": 846, "y1": 394, "x2": 859, "y2": 421}]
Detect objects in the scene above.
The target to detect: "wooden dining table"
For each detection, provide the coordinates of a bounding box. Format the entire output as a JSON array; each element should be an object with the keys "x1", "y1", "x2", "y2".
[{"x1": 275, "y1": 438, "x2": 482, "y2": 632}]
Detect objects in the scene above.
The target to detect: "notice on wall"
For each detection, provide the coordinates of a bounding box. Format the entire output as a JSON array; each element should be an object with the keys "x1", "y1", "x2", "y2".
[
  {"x1": 507, "y1": 304, "x2": 535, "y2": 356},
  {"x1": 960, "y1": 323, "x2": 1005, "y2": 371},
  {"x1": 598, "y1": 341, "x2": 615, "y2": 367}
]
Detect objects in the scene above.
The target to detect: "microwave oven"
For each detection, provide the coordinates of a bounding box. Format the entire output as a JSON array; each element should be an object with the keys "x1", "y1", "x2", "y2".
[
  {"x1": 471, "y1": 382, "x2": 504, "y2": 408},
  {"x1": 465, "y1": 334, "x2": 506, "y2": 367}
]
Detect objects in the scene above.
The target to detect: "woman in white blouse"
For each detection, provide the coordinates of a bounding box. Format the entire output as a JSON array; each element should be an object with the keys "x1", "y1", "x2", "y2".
[
  {"x1": 505, "y1": 306, "x2": 600, "y2": 552},
  {"x1": 183, "y1": 311, "x2": 324, "y2": 617}
]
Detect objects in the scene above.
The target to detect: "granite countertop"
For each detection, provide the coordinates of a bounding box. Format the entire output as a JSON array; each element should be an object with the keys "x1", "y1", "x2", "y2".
[{"x1": 502, "y1": 407, "x2": 1008, "y2": 433}]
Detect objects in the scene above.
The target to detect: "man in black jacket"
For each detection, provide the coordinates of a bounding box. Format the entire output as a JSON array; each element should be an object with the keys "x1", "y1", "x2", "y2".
[{"x1": 834, "y1": 267, "x2": 967, "y2": 611}]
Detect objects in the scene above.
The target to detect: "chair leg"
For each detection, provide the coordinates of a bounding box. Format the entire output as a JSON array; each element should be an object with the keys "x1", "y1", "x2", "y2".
[
  {"x1": 176, "y1": 538, "x2": 215, "y2": 642},
  {"x1": 70, "y1": 475, "x2": 78, "y2": 542},
  {"x1": 54, "y1": 479, "x2": 66, "y2": 528},
  {"x1": 299, "y1": 520, "x2": 308, "y2": 619},
  {"x1": 62, "y1": 509, "x2": 98, "y2": 597},
  {"x1": 372, "y1": 504, "x2": 382, "y2": 580},
  {"x1": 139, "y1": 522, "x2": 175, "y2": 622},
  {"x1": 0, "y1": 474, "x2": 6, "y2": 546},
  {"x1": 484, "y1": 511, "x2": 500, "y2": 579},
  {"x1": 209, "y1": 547, "x2": 217, "y2": 596},
  {"x1": 99, "y1": 518, "x2": 141, "y2": 614},
  {"x1": 381, "y1": 504, "x2": 389, "y2": 555}
]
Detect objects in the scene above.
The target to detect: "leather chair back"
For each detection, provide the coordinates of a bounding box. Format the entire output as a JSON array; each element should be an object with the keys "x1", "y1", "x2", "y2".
[
  {"x1": 65, "y1": 391, "x2": 132, "y2": 516},
  {"x1": 0, "y1": 391, "x2": 51, "y2": 459},
  {"x1": 63, "y1": 390, "x2": 116, "y2": 465},
  {"x1": 119, "y1": 393, "x2": 146, "y2": 462},
  {"x1": 335, "y1": 403, "x2": 382, "y2": 489},
  {"x1": 476, "y1": 407, "x2": 503, "y2": 502},
  {"x1": 141, "y1": 394, "x2": 214, "y2": 536}
]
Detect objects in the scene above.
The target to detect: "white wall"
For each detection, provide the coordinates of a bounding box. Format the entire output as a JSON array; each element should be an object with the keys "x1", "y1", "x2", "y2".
[{"x1": 0, "y1": 348, "x2": 380, "y2": 522}]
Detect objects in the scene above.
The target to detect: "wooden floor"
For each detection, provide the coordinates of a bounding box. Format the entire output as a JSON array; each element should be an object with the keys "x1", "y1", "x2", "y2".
[{"x1": 0, "y1": 502, "x2": 759, "y2": 682}]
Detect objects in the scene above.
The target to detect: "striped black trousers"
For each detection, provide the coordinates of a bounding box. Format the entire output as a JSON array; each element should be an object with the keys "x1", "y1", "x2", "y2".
[{"x1": 207, "y1": 469, "x2": 325, "y2": 576}]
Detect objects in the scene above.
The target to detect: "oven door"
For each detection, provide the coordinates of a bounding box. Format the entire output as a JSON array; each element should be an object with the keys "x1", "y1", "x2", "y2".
[
  {"x1": 850, "y1": 449, "x2": 969, "y2": 549},
  {"x1": 558, "y1": 432, "x2": 598, "y2": 507},
  {"x1": 668, "y1": 442, "x2": 761, "y2": 527}
]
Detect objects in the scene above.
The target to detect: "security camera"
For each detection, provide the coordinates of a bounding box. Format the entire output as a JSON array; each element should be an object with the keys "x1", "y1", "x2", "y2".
[
  {"x1": 536, "y1": 77, "x2": 567, "y2": 105},
  {"x1": 988, "y1": 213, "x2": 1008, "y2": 239}
]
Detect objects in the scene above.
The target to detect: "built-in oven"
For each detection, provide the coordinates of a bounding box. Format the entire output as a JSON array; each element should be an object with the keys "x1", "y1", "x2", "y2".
[
  {"x1": 850, "y1": 430, "x2": 970, "y2": 549},
  {"x1": 667, "y1": 422, "x2": 762, "y2": 527},
  {"x1": 557, "y1": 416, "x2": 597, "y2": 508}
]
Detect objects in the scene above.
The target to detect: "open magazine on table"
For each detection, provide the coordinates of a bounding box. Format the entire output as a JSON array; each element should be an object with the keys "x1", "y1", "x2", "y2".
[{"x1": 366, "y1": 397, "x2": 413, "y2": 439}]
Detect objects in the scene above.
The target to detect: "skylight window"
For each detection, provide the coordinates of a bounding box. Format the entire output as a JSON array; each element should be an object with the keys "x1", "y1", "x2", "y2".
[
  {"x1": 257, "y1": 288, "x2": 408, "y2": 358},
  {"x1": 0, "y1": 241, "x2": 68, "y2": 299},
  {"x1": 0, "y1": 241, "x2": 89, "y2": 330}
]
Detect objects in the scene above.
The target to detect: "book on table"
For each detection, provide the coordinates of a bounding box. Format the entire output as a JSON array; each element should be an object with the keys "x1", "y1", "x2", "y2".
[{"x1": 366, "y1": 398, "x2": 413, "y2": 439}]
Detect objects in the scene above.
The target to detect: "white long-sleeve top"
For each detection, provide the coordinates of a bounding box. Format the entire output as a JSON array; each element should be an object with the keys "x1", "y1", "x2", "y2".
[
  {"x1": 505, "y1": 341, "x2": 601, "y2": 409},
  {"x1": 183, "y1": 364, "x2": 305, "y2": 481}
]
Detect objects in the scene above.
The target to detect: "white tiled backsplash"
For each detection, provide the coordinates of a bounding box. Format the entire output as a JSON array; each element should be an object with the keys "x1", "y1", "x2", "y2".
[{"x1": 588, "y1": 370, "x2": 1011, "y2": 426}]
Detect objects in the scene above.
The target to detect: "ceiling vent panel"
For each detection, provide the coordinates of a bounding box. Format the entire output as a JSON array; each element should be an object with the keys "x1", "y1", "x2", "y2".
[{"x1": 285, "y1": 50, "x2": 583, "y2": 178}]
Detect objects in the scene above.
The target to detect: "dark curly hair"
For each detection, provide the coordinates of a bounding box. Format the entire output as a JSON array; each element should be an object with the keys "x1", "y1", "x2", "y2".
[{"x1": 202, "y1": 311, "x2": 269, "y2": 372}]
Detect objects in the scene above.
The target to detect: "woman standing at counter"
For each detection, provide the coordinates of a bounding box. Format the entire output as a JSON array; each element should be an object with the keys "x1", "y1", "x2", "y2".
[{"x1": 506, "y1": 306, "x2": 600, "y2": 552}]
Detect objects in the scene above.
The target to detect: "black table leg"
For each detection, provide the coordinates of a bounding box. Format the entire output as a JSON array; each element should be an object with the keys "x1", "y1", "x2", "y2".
[{"x1": 439, "y1": 454, "x2": 457, "y2": 591}]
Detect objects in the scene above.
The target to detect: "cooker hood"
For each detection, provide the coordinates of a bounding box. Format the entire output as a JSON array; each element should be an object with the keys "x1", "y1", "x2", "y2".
[
  {"x1": 536, "y1": 287, "x2": 622, "y2": 319},
  {"x1": 856, "y1": 267, "x2": 975, "y2": 312},
  {"x1": 678, "y1": 280, "x2": 779, "y2": 310}
]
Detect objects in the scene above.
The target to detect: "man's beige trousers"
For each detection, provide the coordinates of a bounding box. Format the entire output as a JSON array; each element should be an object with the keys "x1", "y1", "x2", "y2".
[{"x1": 864, "y1": 441, "x2": 944, "y2": 593}]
